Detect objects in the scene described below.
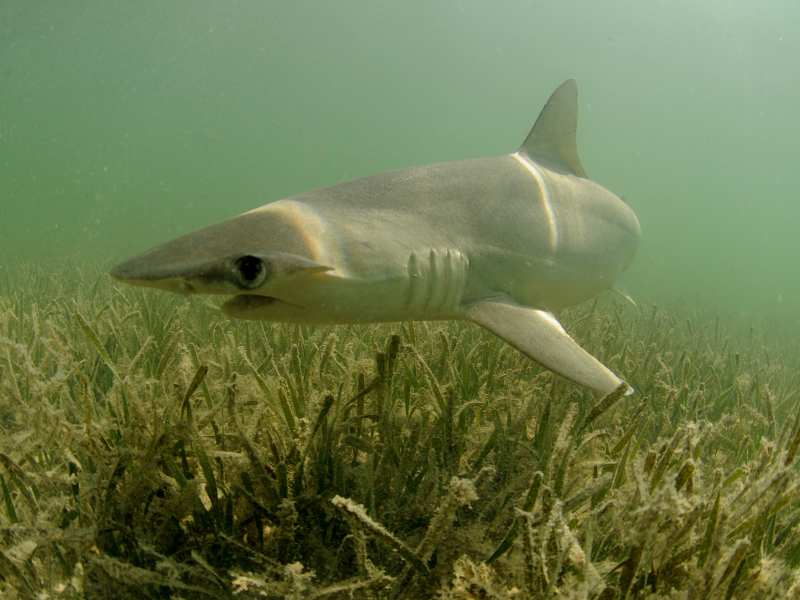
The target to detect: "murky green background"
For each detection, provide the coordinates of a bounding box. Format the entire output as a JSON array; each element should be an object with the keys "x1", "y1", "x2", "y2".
[{"x1": 2, "y1": 1, "x2": 798, "y2": 328}]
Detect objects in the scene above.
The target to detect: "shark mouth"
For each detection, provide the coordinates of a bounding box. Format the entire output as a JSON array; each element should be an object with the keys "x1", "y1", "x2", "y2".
[
  {"x1": 221, "y1": 294, "x2": 279, "y2": 313},
  {"x1": 220, "y1": 294, "x2": 306, "y2": 318}
]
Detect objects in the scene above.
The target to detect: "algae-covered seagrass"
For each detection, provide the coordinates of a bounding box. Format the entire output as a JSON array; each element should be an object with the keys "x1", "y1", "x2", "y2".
[{"x1": 2, "y1": 264, "x2": 800, "y2": 597}]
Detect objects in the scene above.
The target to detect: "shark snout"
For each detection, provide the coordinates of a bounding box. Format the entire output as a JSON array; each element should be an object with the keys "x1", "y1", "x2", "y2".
[
  {"x1": 110, "y1": 250, "x2": 183, "y2": 284},
  {"x1": 109, "y1": 255, "x2": 198, "y2": 295},
  {"x1": 109, "y1": 238, "x2": 222, "y2": 293},
  {"x1": 109, "y1": 257, "x2": 150, "y2": 282}
]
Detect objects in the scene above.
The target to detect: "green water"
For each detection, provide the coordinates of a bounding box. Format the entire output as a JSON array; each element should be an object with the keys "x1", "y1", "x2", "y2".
[{"x1": 2, "y1": 1, "x2": 799, "y2": 327}]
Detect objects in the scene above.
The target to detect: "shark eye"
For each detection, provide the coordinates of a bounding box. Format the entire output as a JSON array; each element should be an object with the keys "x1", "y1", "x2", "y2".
[{"x1": 234, "y1": 255, "x2": 267, "y2": 289}]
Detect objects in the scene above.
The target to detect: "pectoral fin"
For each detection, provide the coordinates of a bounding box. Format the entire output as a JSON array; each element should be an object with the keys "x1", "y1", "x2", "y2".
[
  {"x1": 612, "y1": 286, "x2": 637, "y2": 308},
  {"x1": 465, "y1": 299, "x2": 632, "y2": 395}
]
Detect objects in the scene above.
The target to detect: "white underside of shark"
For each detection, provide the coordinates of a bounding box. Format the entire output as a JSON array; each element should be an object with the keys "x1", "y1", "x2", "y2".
[{"x1": 111, "y1": 80, "x2": 641, "y2": 395}]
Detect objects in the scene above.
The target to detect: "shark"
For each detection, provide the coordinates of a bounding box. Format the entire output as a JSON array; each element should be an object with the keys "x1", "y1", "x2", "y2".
[{"x1": 111, "y1": 80, "x2": 641, "y2": 395}]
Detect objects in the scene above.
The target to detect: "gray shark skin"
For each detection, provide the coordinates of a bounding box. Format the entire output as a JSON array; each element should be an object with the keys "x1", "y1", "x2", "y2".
[{"x1": 111, "y1": 80, "x2": 641, "y2": 395}]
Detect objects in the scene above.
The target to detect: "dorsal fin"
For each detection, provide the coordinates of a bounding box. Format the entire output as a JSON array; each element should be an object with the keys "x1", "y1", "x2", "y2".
[{"x1": 519, "y1": 79, "x2": 587, "y2": 178}]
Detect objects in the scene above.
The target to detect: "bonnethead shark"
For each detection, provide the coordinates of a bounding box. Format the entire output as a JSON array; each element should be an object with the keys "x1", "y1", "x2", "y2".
[{"x1": 111, "y1": 80, "x2": 641, "y2": 395}]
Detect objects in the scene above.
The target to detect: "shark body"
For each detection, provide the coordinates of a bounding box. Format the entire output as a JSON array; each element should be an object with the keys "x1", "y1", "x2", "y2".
[{"x1": 111, "y1": 80, "x2": 641, "y2": 395}]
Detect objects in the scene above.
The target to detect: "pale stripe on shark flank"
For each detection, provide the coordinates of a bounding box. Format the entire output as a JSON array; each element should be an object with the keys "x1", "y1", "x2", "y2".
[
  {"x1": 511, "y1": 152, "x2": 558, "y2": 254},
  {"x1": 246, "y1": 200, "x2": 347, "y2": 275}
]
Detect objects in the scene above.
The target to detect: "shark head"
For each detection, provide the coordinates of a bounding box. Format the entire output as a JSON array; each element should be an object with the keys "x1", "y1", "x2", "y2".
[{"x1": 110, "y1": 208, "x2": 333, "y2": 320}]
